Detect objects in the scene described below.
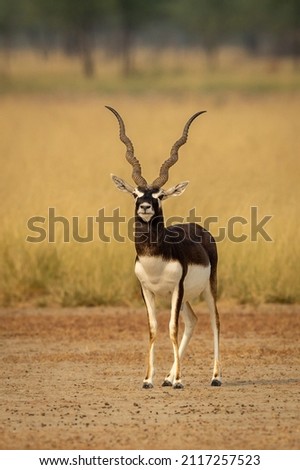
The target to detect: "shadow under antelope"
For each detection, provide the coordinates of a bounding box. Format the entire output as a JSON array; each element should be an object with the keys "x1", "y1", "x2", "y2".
[{"x1": 107, "y1": 106, "x2": 221, "y2": 389}]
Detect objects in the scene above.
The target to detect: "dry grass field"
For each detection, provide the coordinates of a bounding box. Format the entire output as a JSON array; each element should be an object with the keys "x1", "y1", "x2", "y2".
[{"x1": 0, "y1": 88, "x2": 299, "y2": 307}]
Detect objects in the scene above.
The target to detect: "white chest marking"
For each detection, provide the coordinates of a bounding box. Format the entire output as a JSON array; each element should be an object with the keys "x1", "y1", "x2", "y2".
[
  {"x1": 135, "y1": 256, "x2": 182, "y2": 295},
  {"x1": 135, "y1": 256, "x2": 211, "y2": 300}
]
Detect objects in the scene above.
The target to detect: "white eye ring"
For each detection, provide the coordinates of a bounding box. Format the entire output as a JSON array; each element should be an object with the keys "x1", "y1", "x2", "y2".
[
  {"x1": 134, "y1": 189, "x2": 145, "y2": 198},
  {"x1": 152, "y1": 190, "x2": 164, "y2": 199}
]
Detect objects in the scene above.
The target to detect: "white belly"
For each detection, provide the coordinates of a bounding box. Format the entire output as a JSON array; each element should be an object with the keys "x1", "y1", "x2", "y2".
[
  {"x1": 183, "y1": 263, "x2": 211, "y2": 300},
  {"x1": 135, "y1": 256, "x2": 210, "y2": 300}
]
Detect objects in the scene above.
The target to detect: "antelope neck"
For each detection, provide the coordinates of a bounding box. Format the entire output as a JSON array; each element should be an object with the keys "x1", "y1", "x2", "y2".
[{"x1": 134, "y1": 213, "x2": 166, "y2": 257}]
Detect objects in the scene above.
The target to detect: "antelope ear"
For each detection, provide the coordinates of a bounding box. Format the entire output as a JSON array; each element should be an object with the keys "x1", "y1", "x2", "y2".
[
  {"x1": 161, "y1": 181, "x2": 189, "y2": 199},
  {"x1": 111, "y1": 174, "x2": 135, "y2": 194}
]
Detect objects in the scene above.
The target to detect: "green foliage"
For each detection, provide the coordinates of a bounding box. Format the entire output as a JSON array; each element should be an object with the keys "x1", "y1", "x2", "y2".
[
  {"x1": 35, "y1": 0, "x2": 112, "y2": 30},
  {"x1": 0, "y1": 0, "x2": 299, "y2": 77},
  {"x1": 1, "y1": 0, "x2": 299, "y2": 49}
]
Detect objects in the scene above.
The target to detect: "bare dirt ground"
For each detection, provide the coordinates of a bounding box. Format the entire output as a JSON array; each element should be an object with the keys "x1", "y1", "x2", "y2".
[{"x1": 0, "y1": 303, "x2": 299, "y2": 450}]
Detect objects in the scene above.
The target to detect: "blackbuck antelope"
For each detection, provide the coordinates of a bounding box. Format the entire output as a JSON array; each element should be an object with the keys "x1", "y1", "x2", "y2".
[{"x1": 107, "y1": 106, "x2": 221, "y2": 389}]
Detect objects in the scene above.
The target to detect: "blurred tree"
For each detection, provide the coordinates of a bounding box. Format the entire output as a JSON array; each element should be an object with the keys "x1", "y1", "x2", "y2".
[
  {"x1": 169, "y1": 0, "x2": 300, "y2": 69},
  {"x1": 229, "y1": 0, "x2": 300, "y2": 68},
  {"x1": 1, "y1": 0, "x2": 299, "y2": 78},
  {"x1": 170, "y1": 0, "x2": 233, "y2": 70},
  {"x1": 228, "y1": 0, "x2": 269, "y2": 54},
  {"x1": 266, "y1": 0, "x2": 300, "y2": 69},
  {"x1": 114, "y1": 0, "x2": 167, "y2": 76},
  {"x1": 0, "y1": 0, "x2": 26, "y2": 71},
  {"x1": 32, "y1": 0, "x2": 113, "y2": 77}
]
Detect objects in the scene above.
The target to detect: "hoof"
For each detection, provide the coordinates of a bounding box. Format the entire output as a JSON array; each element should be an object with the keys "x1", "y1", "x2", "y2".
[
  {"x1": 211, "y1": 379, "x2": 222, "y2": 387},
  {"x1": 162, "y1": 380, "x2": 173, "y2": 387},
  {"x1": 173, "y1": 382, "x2": 184, "y2": 389},
  {"x1": 142, "y1": 382, "x2": 153, "y2": 389}
]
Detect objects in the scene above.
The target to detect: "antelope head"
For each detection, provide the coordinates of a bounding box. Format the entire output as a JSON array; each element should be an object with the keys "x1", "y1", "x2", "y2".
[{"x1": 107, "y1": 106, "x2": 205, "y2": 222}]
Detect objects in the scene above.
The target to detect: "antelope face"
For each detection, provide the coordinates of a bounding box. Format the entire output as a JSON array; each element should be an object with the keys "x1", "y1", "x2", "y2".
[
  {"x1": 111, "y1": 175, "x2": 190, "y2": 223},
  {"x1": 134, "y1": 188, "x2": 162, "y2": 222}
]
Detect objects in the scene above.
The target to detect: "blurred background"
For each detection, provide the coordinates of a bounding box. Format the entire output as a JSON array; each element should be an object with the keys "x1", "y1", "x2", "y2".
[
  {"x1": 0, "y1": 0, "x2": 299, "y2": 307},
  {"x1": 1, "y1": 0, "x2": 300, "y2": 90}
]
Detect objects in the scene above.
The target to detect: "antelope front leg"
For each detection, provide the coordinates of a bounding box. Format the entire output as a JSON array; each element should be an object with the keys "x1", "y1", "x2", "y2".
[
  {"x1": 141, "y1": 287, "x2": 157, "y2": 389},
  {"x1": 163, "y1": 301, "x2": 197, "y2": 387},
  {"x1": 165, "y1": 284, "x2": 184, "y2": 389}
]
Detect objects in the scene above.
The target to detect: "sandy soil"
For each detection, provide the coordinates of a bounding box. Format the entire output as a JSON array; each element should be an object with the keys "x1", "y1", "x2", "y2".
[{"x1": 0, "y1": 302, "x2": 299, "y2": 450}]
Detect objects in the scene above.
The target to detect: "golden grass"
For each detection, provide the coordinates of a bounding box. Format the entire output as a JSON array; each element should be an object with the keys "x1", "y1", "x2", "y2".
[
  {"x1": 1, "y1": 47, "x2": 300, "y2": 94},
  {"x1": 0, "y1": 92, "x2": 299, "y2": 306}
]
